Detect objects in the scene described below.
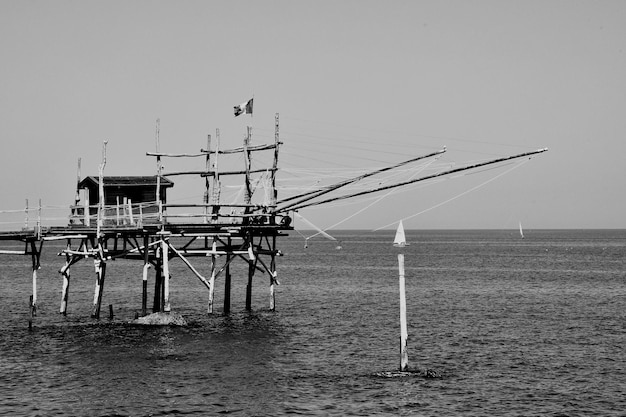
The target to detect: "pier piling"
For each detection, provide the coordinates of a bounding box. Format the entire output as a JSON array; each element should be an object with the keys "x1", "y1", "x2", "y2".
[
  {"x1": 224, "y1": 244, "x2": 232, "y2": 315},
  {"x1": 142, "y1": 235, "x2": 150, "y2": 316},
  {"x1": 161, "y1": 238, "x2": 171, "y2": 313},
  {"x1": 153, "y1": 246, "x2": 162, "y2": 312},
  {"x1": 60, "y1": 242, "x2": 71, "y2": 315},
  {"x1": 246, "y1": 259, "x2": 254, "y2": 311}
]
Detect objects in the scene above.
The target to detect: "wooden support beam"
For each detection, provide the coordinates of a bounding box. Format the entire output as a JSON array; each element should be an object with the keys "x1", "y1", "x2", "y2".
[
  {"x1": 270, "y1": 235, "x2": 277, "y2": 311},
  {"x1": 84, "y1": 188, "x2": 90, "y2": 226},
  {"x1": 165, "y1": 241, "x2": 211, "y2": 290},
  {"x1": 44, "y1": 234, "x2": 89, "y2": 241},
  {"x1": 0, "y1": 250, "x2": 27, "y2": 255},
  {"x1": 211, "y1": 129, "x2": 221, "y2": 221},
  {"x1": 91, "y1": 258, "x2": 106, "y2": 319},
  {"x1": 28, "y1": 295, "x2": 34, "y2": 330},
  {"x1": 244, "y1": 127, "x2": 253, "y2": 214},
  {"x1": 199, "y1": 167, "x2": 277, "y2": 177},
  {"x1": 142, "y1": 234, "x2": 149, "y2": 316},
  {"x1": 31, "y1": 261, "x2": 38, "y2": 316},
  {"x1": 223, "y1": 237, "x2": 231, "y2": 315},
  {"x1": 254, "y1": 254, "x2": 280, "y2": 312},
  {"x1": 200, "y1": 142, "x2": 280, "y2": 154},
  {"x1": 59, "y1": 241, "x2": 71, "y2": 315},
  {"x1": 204, "y1": 134, "x2": 211, "y2": 224},
  {"x1": 162, "y1": 239, "x2": 170, "y2": 312},
  {"x1": 270, "y1": 113, "x2": 280, "y2": 207},
  {"x1": 269, "y1": 270, "x2": 277, "y2": 312},
  {"x1": 146, "y1": 151, "x2": 207, "y2": 158},
  {"x1": 246, "y1": 259, "x2": 254, "y2": 311},
  {"x1": 153, "y1": 245, "x2": 162, "y2": 312},
  {"x1": 127, "y1": 199, "x2": 134, "y2": 226},
  {"x1": 208, "y1": 252, "x2": 216, "y2": 314},
  {"x1": 36, "y1": 199, "x2": 41, "y2": 240},
  {"x1": 30, "y1": 240, "x2": 40, "y2": 316},
  {"x1": 91, "y1": 236, "x2": 108, "y2": 319}
]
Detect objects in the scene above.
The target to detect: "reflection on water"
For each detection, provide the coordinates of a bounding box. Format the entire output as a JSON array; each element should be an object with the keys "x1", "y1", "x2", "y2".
[{"x1": 0, "y1": 230, "x2": 624, "y2": 415}]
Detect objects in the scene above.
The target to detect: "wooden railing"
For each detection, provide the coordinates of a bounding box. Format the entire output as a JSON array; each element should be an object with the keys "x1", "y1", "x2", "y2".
[{"x1": 68, "y1": 201, "x2": 282, "y2": 228}]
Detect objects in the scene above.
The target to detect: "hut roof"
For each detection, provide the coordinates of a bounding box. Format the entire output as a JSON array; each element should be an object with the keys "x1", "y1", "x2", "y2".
[{"x1": 78, "y1": 176, "x2": 174, "y2": 188}]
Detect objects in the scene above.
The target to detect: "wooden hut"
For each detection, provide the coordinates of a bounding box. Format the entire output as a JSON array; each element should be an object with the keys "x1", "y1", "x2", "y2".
[{"x1": 74, "y1": 176, "x2": 174, "y2": 226}]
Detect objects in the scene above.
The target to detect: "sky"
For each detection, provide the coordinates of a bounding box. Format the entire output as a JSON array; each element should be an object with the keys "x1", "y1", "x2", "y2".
[{"x1": 1, "y1": 0, "x2": 625, "y2": 230}]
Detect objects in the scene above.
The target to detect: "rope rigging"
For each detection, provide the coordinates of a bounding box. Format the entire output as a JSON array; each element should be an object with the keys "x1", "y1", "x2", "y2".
[
  {"x1": 302, "y1": 150, "x2": 445, "y2": 240},
  {"x1": 280, "y1": 148, "x2": 547, "y2": 212},
  {"x1": 373, "y1": 158, "x2": 532, "y2": 231}
]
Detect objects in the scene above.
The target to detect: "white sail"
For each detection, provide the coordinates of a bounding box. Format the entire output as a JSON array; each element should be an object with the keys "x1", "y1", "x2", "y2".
[
  {"x1": 519, "y1": 221, "x2": 524, "y2": 239},
  {"x1": 393, "y1": 221, "x2": 408, "y2": 247}
]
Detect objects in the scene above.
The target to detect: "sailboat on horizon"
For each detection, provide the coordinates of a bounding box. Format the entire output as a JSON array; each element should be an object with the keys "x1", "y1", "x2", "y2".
[
  {"x1": 519, "y1": 221, "x2": 525, "y2": 239},
  {"x1": 393, "y1": 221, "x2": 409, "y2": 247}
]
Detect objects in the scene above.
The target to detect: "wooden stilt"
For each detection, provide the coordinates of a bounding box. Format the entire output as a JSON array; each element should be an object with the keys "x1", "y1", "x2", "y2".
[
  {"x1": 91, "y1": 257, "x2": 106, "y2": 319},
  {"x1": 153, "y1": 245, "x2": 162, "y2": 312},
  {"x1": 246, "y1": 259, "x2": 254, "y2": 311},
  {"x1": 398, "y1": 253, "x2": 409, "y2": 371},
  {"x1": 31, "y1": 263, "x2": 38, "y2": 317},
  {"x1": 207, "y1": 252, "x2": 216, "y2": 314},
  {"x1": 142, "y1": 234, "x2": 149, "y2": 316},
  {"x1": 269, "y1": 236, "x2": 277, "y2": 311},
  {"x1": 28, "y1": 295, "x2": 33, "y2": 330},
  {"x1": 60, "y1": 241, "x2": 71, "y2": 315},
  {"x1": 223, "y1": 238, "x2": 231, "y2": 314},
  {"x1": 91, "y1": 259, "x2": 100, "y2": 318},
  {"x1": 269, "y1": 273, "x2": 276, "y2": 311},
  {"x1": 161, "y1": 238, "x2": 170, "y2": 312},
  {"x1": 30, "y1": 241, "x2": 39, "y2": 316}
]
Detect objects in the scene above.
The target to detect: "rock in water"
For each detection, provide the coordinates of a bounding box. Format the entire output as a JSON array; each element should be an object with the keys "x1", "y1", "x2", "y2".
[
  {"x1": 423, "y1": 369, "x2": 442, "y2": 378},
  {"x1": 132, "y1": 312, "x2": 187, "y2": 326}
]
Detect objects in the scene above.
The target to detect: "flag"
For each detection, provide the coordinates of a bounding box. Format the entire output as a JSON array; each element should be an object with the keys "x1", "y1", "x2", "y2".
[{"x1": 234, "y1": 98, "x2": 253, "y2": 117}]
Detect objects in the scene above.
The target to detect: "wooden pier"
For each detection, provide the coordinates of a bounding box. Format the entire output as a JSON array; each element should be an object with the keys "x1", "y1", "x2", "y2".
[
  {"x1": 0, "y1": 107, "x2": 548, "y2": 324},
  {"x1": 0, "y1": 113, "x2": 292, "y2": 320}
]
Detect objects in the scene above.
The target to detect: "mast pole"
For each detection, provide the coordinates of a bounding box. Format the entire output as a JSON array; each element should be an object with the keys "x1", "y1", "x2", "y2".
[
  {"x1": 155, "y1": 118, "x2": 162, "y2": 223},
  {"x1": 244, "y1": 127, "x2": 253, "y2": 209},
  {"x1": 211, "y1": 129, "x2": 221, "y2": 221},
  {"x1": 73, "y1": 158, "x2": 81, "y2": 223},
  {"x1": 204, "y1": 134, "x2": 211, "y2": 223},
  {"x1": 271, "y1": 113, "x2": 280, "y2": 208},
  {"x1": 97, "y1": 141, "x2": 108, "y2": 234},
  {"x1": 76, "y1": 157, "x2": 81, "y2": 205}
]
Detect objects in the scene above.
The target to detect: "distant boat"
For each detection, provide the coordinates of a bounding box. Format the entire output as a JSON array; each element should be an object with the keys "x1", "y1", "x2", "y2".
[
  {"x1": 519, "y1": 221, "x2": 524, "y2": 239},
  {"x1": 393, "y1": 221, "x2": 409, "y2": 247}
]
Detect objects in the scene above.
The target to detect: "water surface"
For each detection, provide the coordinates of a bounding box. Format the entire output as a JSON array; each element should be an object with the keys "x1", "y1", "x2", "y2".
[{"x1": 1, "y1": 229, "x2": 624, "y2": 415}]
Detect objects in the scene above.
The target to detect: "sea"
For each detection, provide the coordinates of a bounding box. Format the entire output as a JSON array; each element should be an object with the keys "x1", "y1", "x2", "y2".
[{"x1": 0, "y1": 229, "x2": 624, "y2": 416}]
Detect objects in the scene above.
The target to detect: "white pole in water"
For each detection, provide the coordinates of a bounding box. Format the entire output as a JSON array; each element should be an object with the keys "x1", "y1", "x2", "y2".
[{"x1": 398, "y1": 253, "x2": 409, "y2": 371}]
